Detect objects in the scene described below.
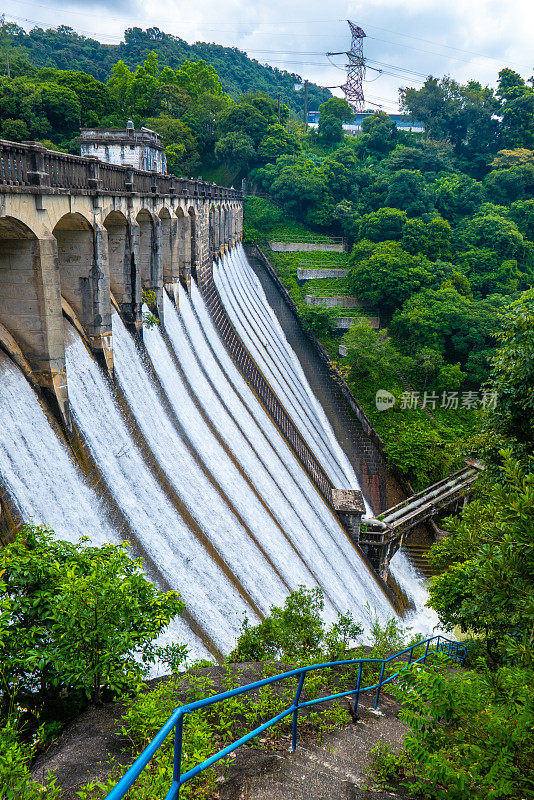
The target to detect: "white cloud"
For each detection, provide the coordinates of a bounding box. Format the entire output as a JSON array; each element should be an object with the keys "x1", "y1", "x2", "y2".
[{"x1": 3, "y1": 0, "x2": 532, "y2": 110}]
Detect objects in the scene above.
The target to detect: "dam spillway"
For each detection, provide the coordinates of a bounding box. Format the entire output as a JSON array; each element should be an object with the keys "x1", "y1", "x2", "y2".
[{"x1": 0, "y1": 241, "x2": 433, "y2": 659}]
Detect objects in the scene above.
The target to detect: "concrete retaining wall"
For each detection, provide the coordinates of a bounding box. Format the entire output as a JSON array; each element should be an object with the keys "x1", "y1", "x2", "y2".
[
  {"x1": 297, "y1": 268, "x2": 348, "y2": 280},
  {"x1": 334, "y1": 316, "x2": 380, "y2": 330},
  {"x1": 305, "y1": 294, "x2": 361, "y2": 308},
  {"x1": 249, "y1": 246, "x2": 390, "y2": 510},
  {"x1": 270, "y1": 241, "x2": 346, "y2": 252}
]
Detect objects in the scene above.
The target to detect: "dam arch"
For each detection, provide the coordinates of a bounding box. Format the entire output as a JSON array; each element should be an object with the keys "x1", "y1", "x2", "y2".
[
  {"x1": 103, "y1": 210, "x2": 134, "y2": 325},
  {"x1": 52, "y1": 212, "x2": 112, "y2": 360},
  {"x1": 0, "y1": 215, "x2": 68, "y2": 420},
  {"x1": 136, "y1": 209, "x2": 156, "y2": 291},
  {"x1": 0, "y1": 216, "x2": 63, "y2": 376}
]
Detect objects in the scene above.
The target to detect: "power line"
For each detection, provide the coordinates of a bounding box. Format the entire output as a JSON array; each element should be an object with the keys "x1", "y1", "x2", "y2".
[{"x1": 5, "y1": 0, "x2": 531, "y2": 72}]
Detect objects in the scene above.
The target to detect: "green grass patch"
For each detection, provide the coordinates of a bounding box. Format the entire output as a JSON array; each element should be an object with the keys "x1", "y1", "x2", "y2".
[
  {"x1": 304, "y1": 278, "x2": 353, "y2": 296},
  {"x1": 329, "y1": 308, "x2": 379, "y2": 319},
  {"x1": 244, "y1": 197, "x2": 337, "y2": 244}
]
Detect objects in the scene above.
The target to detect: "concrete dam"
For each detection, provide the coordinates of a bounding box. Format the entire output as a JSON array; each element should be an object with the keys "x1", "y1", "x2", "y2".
[{"x1": 0, "y1": 141, "x2": 432, "y2": 662}]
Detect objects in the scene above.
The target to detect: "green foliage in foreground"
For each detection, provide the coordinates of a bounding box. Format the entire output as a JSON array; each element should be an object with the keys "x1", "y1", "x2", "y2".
[
  {"x1": 371, "y1": 660, "x2": 534, "y2": 800},
  {"x1": 78, "y1": 591, "x2": 413, "y2": 800},
  {"x1": 428, "y1": 453, "x2": 534, "y2": 665},
  {"x1": 0, "y1": 525, "x2": 184, "y2": 797},
  {"x1": 0, "y1": 719, "x2": 61, "y2": 800},
  {"x1": 229, "y1": 586, "x2": 363, "y2": 663},
  {"x1": 0, "y1": 525, "x2": 184, "y2": 711}
]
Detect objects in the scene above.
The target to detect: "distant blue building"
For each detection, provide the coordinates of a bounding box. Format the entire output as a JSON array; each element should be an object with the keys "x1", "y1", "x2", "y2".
[{"x1": 307, "y1": 110, "x2": 424, "y2": 134}]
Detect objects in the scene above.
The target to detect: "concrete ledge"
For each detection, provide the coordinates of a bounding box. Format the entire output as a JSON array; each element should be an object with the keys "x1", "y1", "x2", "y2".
[
  {"x1": 334, "y1": 316, "x2": 380, "y2": 330},
  {"x1": 297, "y1": 268, "x2": 348, "y2": 280},
  {"x1": 305, "y1": 294, "x2": 362, "y2": 308},
  {"x1": 270, "y1": 241, "x2": 346, "y2": 252}
]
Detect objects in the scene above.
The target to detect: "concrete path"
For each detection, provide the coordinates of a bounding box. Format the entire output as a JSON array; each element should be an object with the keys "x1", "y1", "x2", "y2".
[{"x1": 221, "y1": 693, "x2": 412, "y2": 800}]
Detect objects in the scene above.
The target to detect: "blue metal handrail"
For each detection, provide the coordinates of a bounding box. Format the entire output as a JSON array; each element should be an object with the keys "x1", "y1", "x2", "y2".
[{"x1": 105, "y1": 635, "x2": 467, "y2": 800}]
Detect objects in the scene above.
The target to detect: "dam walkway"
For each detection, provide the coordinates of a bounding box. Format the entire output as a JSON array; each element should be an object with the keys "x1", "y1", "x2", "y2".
[{"x1": 360, "y1": 464, "x2": 482, "y2": 576}]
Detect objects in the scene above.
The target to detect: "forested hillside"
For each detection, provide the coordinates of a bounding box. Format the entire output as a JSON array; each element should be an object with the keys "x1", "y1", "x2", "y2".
[
  {"x1": 244, "y1": 71, "x2": 534, "y2": 487},
  {"x1": 5, "y1": 24, "x2": 331, "y2": 113}
]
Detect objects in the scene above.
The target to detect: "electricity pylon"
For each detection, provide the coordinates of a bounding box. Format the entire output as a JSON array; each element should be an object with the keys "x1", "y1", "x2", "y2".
[{"x1": 327, "y1": 21, "x2": 367, "y2": 112}]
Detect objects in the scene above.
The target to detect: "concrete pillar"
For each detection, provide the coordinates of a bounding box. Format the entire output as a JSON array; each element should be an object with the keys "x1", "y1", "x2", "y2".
[
  {"x1": 196, "y1": 200, "x2": 213, "y2": 289},
  {"x1": 128, "y1": 217, "x2": 142, "y2": 332},
  {"x1": 90, "y1": 221, "x2": 113, "y2": 374},
  {"x1": 136, "y1": 212, "x2": 153, "y2": 290},
  {"x1": 177, "y1": 212, "x2": 191, "y2": 292},
  {"x1": 331, "y1": 489, "x2": 365, "y2": 548},
  {"x1": 159, "y1": 213, "x2": 173, "y2": 285},
  {"x1": 105, "y1": 212, "x2": 136, "y2": 327},
  {"x1": 0, "y1": 226, "x2": 69, "y2": 426},
  {"x1": 153, "y1": 216, "x2": 163, "y2": 321}
]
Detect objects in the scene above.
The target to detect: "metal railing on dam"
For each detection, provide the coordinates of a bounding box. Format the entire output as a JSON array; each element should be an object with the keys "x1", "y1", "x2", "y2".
[
  {"x1": 104, "y1": 635, "x2": 468, "y2": 800},
  {"x1": 0, "y1": 138, "x2": 242, "y2": 200}
]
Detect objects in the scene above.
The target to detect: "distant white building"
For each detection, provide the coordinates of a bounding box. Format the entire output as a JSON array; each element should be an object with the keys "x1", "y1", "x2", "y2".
[
  {"x1": 307, "y1": 110, "x2": 424, "y2": 134},
  {"x1": 79, "y1": 121, "x2": 167, "y2": 173}
]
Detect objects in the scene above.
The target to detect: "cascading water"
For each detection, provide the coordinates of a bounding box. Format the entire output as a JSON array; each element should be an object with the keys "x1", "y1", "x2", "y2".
[
  {"x1": 215, "y1": 245, "x2": 439, "y2": 634},
  {"x1": 64, "y1": 325, "x2": 253, "y2": 658},
  {"x1": 0, "y1": 350, "x2": 114, "y2": 544},
  {"x1": 0, "y1": 241, "x2": 437, "y2": 663},
  {"x1": 216, "y1": 251, "x2": 353, "y2": 488},
  {"x1": 147, "y1": 289, "x2": 392, "y2": 624}
]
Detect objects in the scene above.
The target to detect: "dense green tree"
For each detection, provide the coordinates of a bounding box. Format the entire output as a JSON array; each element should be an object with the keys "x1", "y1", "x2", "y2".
[
  {"x1": 483, "y1": 162, "x2": 534, "y2": 204},
  {"x1": 219, "y1": 102, "x2": 271, "y2": 147},
  {"x1": 429, "y1": 452, "x2": 534, "y2": 663},
  {"x1": 342, "y1": 322, "x2": 401, "y2": 383},
  {"x1": 456, "y1": 247, "x2": 525, "y2": 297},
  {"x1": 317, "y1": 113, "x2": 344, "y2": 144},
  {"x1": 359, "y1": 110, "x2": 398, "y2": 155},
  {"x1": 390, "y1": 286, "x2": 504, "y2": 381},
  {"x1": 257, "y1": 123, "x2": 300, "y2": 162},
  {"x1": 1, "y1": 117, "x2": 28, "y2": 141},
  {"x1": 0, "y1": 525, "x2": 183, "y2": 715},
  {"x1": 401, "y1": 216, "x2": 452, "y2": 259},
  {"x1": 261, "y1": 155, "x2": 324, "y2": 217},
  {"x1": 466, "y1": 212, "x2": 527, "y2": 260},
  {"x1": 174, "y1": 58, "x2": 224, "y2": 99},
  {"x1": 508, "y1": 198, "x2": 534, "y2": 240},
  {"x1": 318, "y1": 97, "x2": 354, "y2": 123},
  {"x1": 401, "y1": 76, "x2": 501, "y2": 170},
  {"x1": 386, "y1": 141, "x2": 453, "y2": 173},
  {"x1": 480, "y1": 288, "x2": 534, "y2": 464},
  {"x1": 384, "y1": 169, "x2": 432, "y2": 216},
  {"x1": 432, "y1": 173, "x2": 483, "y2": 223},
  {"x1": 35, "y1": 83, "x2": 81, "y2": 135},
  {"x1": 215, "y1": 131, "x2": 256, "y2": 170},
  {"x1": 144, "y1": 115, "x2": 199, "y2": 175},
  {"x1": 497, "y1": 68, "x2": 534, "y2": 149},
  {"x1": 491, "y1": 147, "x2": 534, "y2": 168},
  {"x1": 358, "y1": 207, "x2": 407, "y2": 242},
  {"x1": 37, "y1": 68, "x2": 115, "y2": 124},
  {"x1": 348, "y1": 240, "x2": 433, "y2": 317}
]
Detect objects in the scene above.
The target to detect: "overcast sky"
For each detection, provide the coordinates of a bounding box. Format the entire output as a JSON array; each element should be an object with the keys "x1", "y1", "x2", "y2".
[{"x1": 3, "y1": 0, "x2": 533, "y2": 110}]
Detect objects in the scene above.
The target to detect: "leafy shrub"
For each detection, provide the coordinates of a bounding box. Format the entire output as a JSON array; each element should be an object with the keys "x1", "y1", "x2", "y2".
[
  {"x1": 229, "y1": 586, "x2": 362, "y2": 664},
  {"x1": 372, "y1": 660, "x2": 534, "y2": 800},
  {"x1": 0, "y1": 718, "x2": 60, "y2": 800},
  {"x1": 297, "y1": 302, "x2": 335, "y2": 334},
  {"x1": 0, "y1": 525, "x2": 184, "y2": 720}
]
